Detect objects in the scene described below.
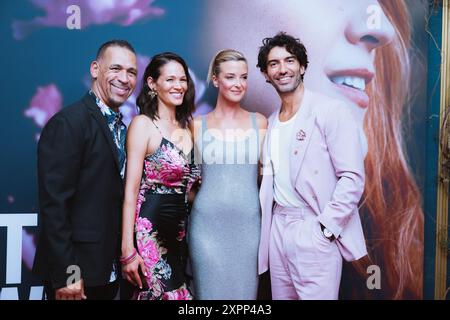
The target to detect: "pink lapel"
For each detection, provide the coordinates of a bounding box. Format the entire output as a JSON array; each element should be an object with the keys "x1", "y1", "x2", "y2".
[
  {"x1": 258, "y1": 110, "x2": 278, "y2": 273},
  {"x1": 259, "y1": 110, "x2": 278, "y2": 202},
  {"x1": 289, "y1": 89, "x2": 316, "y2": 187},
  {"x1": 264, "y1": 110, "x2": 279, "y2": 164}
]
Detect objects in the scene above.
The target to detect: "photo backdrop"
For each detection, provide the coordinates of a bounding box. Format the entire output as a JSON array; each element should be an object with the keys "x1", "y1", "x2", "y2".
[{"x1": 0, "y1": 0, "x2": 434, "y2": 299}]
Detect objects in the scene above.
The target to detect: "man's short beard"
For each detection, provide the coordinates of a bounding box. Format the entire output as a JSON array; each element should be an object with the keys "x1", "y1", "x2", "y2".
[{"x1": 272, "y1": 74, "x2": 303, "y2": 94}]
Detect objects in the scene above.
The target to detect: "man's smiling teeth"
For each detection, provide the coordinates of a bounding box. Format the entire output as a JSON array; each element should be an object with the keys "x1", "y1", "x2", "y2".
[
  {"x1": 112, "y1": 84, "x2": 128, "y2": 92},
  {"x1": 331, "y1": 76, "x2": 366, "y2": 91}
]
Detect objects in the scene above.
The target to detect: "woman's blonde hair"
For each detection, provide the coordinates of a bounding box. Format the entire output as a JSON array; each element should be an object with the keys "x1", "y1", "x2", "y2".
[{"x1": 207, "y1": 49, "x2": 247, "y2": 83}]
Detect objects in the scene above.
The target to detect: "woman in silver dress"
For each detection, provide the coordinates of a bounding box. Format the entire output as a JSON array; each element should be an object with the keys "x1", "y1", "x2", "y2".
[{"x1": 188, "y1": 50, "x2": 267, "y2": 299}]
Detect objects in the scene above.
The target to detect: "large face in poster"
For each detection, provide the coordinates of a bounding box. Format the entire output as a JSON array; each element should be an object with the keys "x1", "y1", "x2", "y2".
[{"x1": 0, "y1": 0, "x2": 428, "y2": 299}]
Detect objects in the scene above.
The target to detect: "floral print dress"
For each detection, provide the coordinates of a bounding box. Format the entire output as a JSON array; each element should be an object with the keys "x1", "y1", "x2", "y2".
[{"x1": 134, "y1": 137, "x2": 200, "y2": 300}]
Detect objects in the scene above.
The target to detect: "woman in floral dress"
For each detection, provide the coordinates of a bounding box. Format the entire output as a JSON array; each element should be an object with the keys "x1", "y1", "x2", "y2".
[{"x1": 121, "y1": 52, "x2": 199, "y2": 300}]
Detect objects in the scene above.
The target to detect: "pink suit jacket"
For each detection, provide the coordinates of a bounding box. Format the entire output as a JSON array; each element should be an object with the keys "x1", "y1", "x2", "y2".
[{"x1": 258, "y1": 89, "x2": 368, "y2": 275}]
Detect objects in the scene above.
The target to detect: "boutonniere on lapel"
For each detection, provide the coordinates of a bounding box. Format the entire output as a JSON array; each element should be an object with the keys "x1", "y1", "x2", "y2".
[{"x1": 296, "y1": 129, "x2": 306, "y2": 141}]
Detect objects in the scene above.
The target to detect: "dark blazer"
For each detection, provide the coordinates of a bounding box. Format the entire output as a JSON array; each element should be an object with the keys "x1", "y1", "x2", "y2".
[{"x1": 33, "y1": 92, "x2": 124, "y2": 289}]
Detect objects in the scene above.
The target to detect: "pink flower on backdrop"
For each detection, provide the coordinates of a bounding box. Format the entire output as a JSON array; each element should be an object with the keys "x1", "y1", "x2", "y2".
[
  {"x1": 24, "y1": 84, "x2": 62, "y2": 140},
  {"x1": 12, "y1": 0, "x2": 165, "y2": 40}
]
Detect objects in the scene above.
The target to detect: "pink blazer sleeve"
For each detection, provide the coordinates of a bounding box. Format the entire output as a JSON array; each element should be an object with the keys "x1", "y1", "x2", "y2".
[{"x1": 317, "y1": 102, "x2": 365, "y2": 238}]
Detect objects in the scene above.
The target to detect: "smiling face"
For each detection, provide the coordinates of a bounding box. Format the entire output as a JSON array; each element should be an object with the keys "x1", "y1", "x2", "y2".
[
  {"x1": 90, "y1": 46, "x2": 137, "y2": 110},
  {"x1": 149, "y1": 60, "x2": 188, "y2": 109},
  {"x1": 205, "y1": 0, "x2": 395, "y2": 126},
  {"x1": 263, "y1": 46, "x2": 305, "y2": 95},
  {"x1": 213, "y1": 60, "x2": 248, "y2": 103}
]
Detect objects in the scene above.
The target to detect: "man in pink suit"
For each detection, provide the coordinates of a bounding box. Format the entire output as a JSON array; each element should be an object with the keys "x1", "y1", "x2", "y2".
[{"x1": 257, "y1": 32, "x2": 367, "y2": 300}]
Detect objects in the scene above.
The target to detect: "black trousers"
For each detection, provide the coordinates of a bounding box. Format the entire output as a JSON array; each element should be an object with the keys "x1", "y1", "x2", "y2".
[{"x1": 45, "y1": 280, "x2": 119, "y2": 300}]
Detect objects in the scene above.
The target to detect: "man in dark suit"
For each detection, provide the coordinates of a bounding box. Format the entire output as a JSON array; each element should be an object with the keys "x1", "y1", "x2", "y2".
[{"x1": 33, "y1": 40, "x2": 137, "y2": 300}]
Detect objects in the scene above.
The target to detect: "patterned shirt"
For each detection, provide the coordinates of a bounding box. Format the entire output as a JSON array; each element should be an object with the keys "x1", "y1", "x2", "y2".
[
  {"x1": 89, "y1": 90, "x2": 127, "y2": 178},
  {"x1": 89, "y1": 90, "x2": 127, "y2": 283}
]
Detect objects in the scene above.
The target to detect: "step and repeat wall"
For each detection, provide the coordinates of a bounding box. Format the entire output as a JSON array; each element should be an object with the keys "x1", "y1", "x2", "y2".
[{"x1": 0, "y1": 0, "x2": 431, "y2": 299}]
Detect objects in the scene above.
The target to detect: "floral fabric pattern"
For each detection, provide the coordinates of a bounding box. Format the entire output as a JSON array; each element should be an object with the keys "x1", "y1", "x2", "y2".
[
  {"x1": 89, "y1": 90, "x2": 127, "y2": 178},
  {"x1": 142, "y1": 139, "x2": 200, "y2": 195},
  {"x1": 135, "y1": 216, "x2": 171, "y2": 299},
  {"x1": 133, "y1": 138, "x2": 200, "y2": 300}
]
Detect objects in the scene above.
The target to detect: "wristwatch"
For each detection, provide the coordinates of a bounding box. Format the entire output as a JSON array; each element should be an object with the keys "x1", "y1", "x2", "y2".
[{"x1": 320, "y1": 224, "x2": 334, "y2": 241}]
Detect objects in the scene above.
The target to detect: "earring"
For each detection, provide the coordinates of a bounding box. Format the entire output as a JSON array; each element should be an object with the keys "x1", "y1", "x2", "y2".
[{"x1": 148, "y1": 89, "x2": 157, "y2": 99}]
